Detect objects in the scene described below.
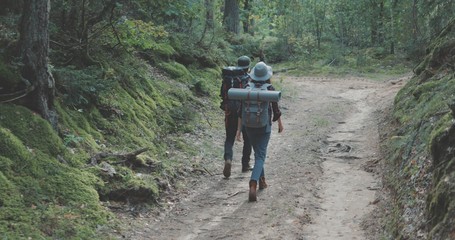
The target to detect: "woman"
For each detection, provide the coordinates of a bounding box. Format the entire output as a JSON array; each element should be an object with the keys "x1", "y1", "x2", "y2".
[{"x1": 236, "y1": 61, "x2": 284, "y2": 202}]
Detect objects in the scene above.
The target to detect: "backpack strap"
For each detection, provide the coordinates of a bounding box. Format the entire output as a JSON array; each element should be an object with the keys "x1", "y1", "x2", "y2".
[
  {"x1": 246, "y1": 90, "x2": 251, "y2": 125},
  {"x1": 256, "y1": 90, "x2": 262, "y2": 124}
]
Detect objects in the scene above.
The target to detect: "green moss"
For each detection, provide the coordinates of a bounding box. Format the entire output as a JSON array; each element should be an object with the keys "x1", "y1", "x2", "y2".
[
  {"x1": 159, "y1": 61, "x2": 192, "y2": 82},
  {"x1": 1, "y1": 40, "x2": 225, "y2": 238},
  {"x1": 429, "y1": 113, "x2": 453, "y2": 150},
  {"x1": 0, "y1": 127, "x2": 30, "y2": 160},
  {"x1": 0, "y1": 60, "x2": 21, "y2": 91},
  {"x1": 427, "y1": 172, "x2": 455, "y2": 226},
  {"x1": 385, "y1": 33, "x2": 455, "y2": 239},
  {"x1": 0, "y1": 170, "x2": 23, "y2": 207},
  {"x1": 0, "y1": 106, "x2": 112, "y2": 239},
  {"x1": 411, "y1": 80, "x2": 439, "y2": 99},
  {"x1": 96, "y1": 165, "x2": 160, "y2": 203},
  {"x1": 0, "y1": 104, "x2": 65, "y2": 157},
  {"x1": 152, "y1": 42, "x2": 176, "y2": 59}
]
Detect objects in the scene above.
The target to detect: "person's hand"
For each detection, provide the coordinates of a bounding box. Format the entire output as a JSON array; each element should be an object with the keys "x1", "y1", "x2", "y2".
[
  {"x1": 236, "y1": 130, "x2": 242, "y2": 141},
  {"x1": 278, "y1": 121, "x2": 284, "y2": 133}
]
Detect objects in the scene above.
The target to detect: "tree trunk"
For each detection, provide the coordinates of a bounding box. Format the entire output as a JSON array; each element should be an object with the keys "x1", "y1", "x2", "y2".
[
  {"x1": 223, "y1": 0, "x2": 240, "y2": 34},
  {"x1": 205, "y1": 0, "x2": 214, "y2": 30},
  {"x1": 198, "y1": 0, "x2": 214, "y2": 44},
  {"x1": 316, "y1": 18, "x2": 321, "y2": 49},
  {"x1": 19, "y1": 0, "x2": 57, "y2": 129},
  {"x1": 377, "y1": 0, "x2": 385, "y2": 45},
  {"x1": 242, "y1": 0, "x2": 251, "y2": 34},
  {"x1": 370, "y1": 0, "x2": 378, "y2": 45},
  {"x1": 412, "y1": 0, "x2": 421, "y2": 41},
  {"x1": 389, "y1": 0, "x2": 398, "y2": 54}
]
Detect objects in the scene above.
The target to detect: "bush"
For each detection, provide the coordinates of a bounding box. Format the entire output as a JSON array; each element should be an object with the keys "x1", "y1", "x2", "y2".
[{"x1": 53, "y1": 66, "x2": 114, "y2": 107}]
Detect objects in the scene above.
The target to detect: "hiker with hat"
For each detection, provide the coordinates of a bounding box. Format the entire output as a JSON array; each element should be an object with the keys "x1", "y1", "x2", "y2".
[
  {"x1": 221, "y1": 56, "x2": 254, "y2": 179},
  {"x1": 236, "y1": 61, "x2": 284, "y2": 202}
]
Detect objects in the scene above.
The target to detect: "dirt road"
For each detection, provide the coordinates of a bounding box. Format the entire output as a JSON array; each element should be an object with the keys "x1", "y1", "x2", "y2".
[{"x1": 121, "y1": 75, "x2": 406, "y2": 240}]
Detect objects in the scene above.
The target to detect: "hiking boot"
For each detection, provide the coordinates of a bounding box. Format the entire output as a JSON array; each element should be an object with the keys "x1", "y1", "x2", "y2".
[
  {"x1": 249, "y1": 180, "x2": 257, "y2": 202},
  {"x1": 259, "y1": 176, "x2": 267, "y2": 189},
  {"x1": 223, "y1": 160, "x2": 232, "y2": 178},
  {"x1": 241, "y1": 164, "x2": 252, "y2": 173}
]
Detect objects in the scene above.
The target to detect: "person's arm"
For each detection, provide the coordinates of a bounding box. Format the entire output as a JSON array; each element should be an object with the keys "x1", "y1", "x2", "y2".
[
  {"x1": 267, "y1": 84, "x2": 283, "y2": 132},
  {"x1": 219, "y1": 82, "x2": 225, "y2": 110},
  {"x1": 277, "y1": 117, "x2": 284, "y2": 133},
  {"x1": 236, "y1": 117, "x2": 242, "y2": 141}
]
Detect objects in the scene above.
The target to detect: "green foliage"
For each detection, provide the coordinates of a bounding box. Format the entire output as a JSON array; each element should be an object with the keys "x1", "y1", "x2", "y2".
[
  {"x1": 54, "y1": 66, "x2": 114, "y2": 108},
  {"x1": 63, "y1": 133, "x2": 84, "y2": 147},
  {"x1": 114, "y1": 19, "x2": 174, "y2": 58},
  {"x1": 191, "y1": 67, "x2": 222, "y2": 99},
  {"x1": 261, "y1": 36, "x2": 288, "y2": 63},
  {"x1": 159, "y1": 61, "x2": 192, "y2": 82},
  {"x1": 0, "y1": 59, "x2": 21, "y2": 92}
]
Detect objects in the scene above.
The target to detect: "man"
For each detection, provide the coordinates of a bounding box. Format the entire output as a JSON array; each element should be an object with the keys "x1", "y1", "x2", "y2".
[{"x1": 222, "y1": 56, "x2": 253, "y2": 178}]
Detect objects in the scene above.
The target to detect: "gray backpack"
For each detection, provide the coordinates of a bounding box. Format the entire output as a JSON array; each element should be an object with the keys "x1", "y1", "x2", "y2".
[{"x1": 242, "y1": 82, "x2": 271, "y2": 128}]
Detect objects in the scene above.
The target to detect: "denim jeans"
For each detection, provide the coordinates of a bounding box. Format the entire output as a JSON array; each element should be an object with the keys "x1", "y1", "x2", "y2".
[
  {"x1": 245, "y1": 127, "x2": 271, "y2": 182},
  {"x1": 224, "y1": 113, "x2": 252, "y2": 167}
]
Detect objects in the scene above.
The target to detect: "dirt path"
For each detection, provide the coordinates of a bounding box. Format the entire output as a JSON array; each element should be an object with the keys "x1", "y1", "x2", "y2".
[{"x1": 120, "y1": 75, "x2": 406, "y2": 240}]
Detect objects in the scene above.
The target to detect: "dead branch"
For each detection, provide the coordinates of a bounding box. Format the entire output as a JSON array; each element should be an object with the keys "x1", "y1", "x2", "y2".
[{"x1": 90, "y1": 147, "x2": 149, "y2": 167}]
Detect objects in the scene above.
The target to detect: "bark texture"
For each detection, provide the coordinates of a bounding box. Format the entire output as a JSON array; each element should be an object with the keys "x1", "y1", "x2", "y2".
[
  {"x1": 19, "y1": 0, "x2": 57, "y2": 129},
  {"x1": 223, "y1": 0, "x2": 240, "y2": 34}
]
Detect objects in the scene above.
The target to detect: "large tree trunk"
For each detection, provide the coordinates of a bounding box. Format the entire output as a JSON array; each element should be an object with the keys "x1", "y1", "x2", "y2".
[
  {"x1": 19, "y1": 0, "x2": 57, "y2": 129},
  {"x1": 223, "y1": 0, "x2": 240, "y2": 34}
]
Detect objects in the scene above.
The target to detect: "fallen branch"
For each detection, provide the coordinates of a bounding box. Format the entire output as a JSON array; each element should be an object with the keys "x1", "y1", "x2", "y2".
[{"x1": 90, "y1": 147, "x2": 149, "y2": 167}]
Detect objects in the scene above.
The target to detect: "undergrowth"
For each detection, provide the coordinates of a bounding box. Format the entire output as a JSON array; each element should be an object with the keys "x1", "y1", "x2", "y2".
[{"x1": 274, "y1": 47, "x2": 412, "y2": 80}]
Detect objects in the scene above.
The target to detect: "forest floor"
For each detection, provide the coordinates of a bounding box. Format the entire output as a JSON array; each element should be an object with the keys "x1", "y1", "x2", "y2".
[{"x1": 115, "y1": 73, "x2": 409, "y2": 240}]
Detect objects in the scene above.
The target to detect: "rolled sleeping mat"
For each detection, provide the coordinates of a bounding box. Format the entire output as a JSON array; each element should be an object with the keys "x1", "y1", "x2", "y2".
[{"x1": 228, "y1": 88, "x2": 281, "y2": 102}]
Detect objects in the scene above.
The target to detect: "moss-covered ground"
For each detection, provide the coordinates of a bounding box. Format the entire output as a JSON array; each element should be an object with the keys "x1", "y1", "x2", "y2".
[
  {"x1": 379, "y1": 24, "x2": 455, "y2": 239},
  {"x1": 0, "y1": 40, "x2": 225, "y2": 238},
  {"x1": 0, "y1": 104, "x2": 112, "y2": 239}
]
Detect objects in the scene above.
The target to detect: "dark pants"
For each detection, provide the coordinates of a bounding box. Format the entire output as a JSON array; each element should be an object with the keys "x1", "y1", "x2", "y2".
[{"x1": 224, "y1": 112, "x2": 252, "y2": 168}]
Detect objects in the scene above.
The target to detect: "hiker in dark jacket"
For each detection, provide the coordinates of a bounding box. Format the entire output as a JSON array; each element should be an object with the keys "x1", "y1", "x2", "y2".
[
  {"x1": 236, "y1": 61, "x2": 284, "y2": 202},
  {"x1": 222, "y1": 56, "x2": 253, "y2": 179}
]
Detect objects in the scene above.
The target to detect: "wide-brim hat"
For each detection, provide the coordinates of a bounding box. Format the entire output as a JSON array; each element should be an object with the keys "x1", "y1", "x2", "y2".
[{"x1": 249, "y1": 62, "x2": 272, "y2": 81}]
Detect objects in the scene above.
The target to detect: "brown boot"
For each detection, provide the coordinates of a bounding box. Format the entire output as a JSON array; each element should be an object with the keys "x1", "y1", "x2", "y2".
[
  {"x1": 223, "y1": 160, "x2": 232, "y2": 178},
  {"x1": 249, "y1": 180, "x2": 257, "y2": 202},
  {"x1": 259, "y1": 176, "x2": 267, "y2": 189}
]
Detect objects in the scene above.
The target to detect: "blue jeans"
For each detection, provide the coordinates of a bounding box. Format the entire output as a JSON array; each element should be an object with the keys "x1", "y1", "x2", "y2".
[
  {"x1": 245, "y1": 127, "x2": 271, "y2": 182},
  {"x1": 224, "y1": 113, "x2": 252, "y2": 167}
]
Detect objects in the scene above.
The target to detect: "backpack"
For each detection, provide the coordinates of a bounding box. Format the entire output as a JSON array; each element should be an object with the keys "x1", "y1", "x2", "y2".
[
  {"x1": 241, "y1": 82, "x2": 272, "y2": 128},
  {"x1": 220, "y1": 66, "x2": 249, "y2": 113}
]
